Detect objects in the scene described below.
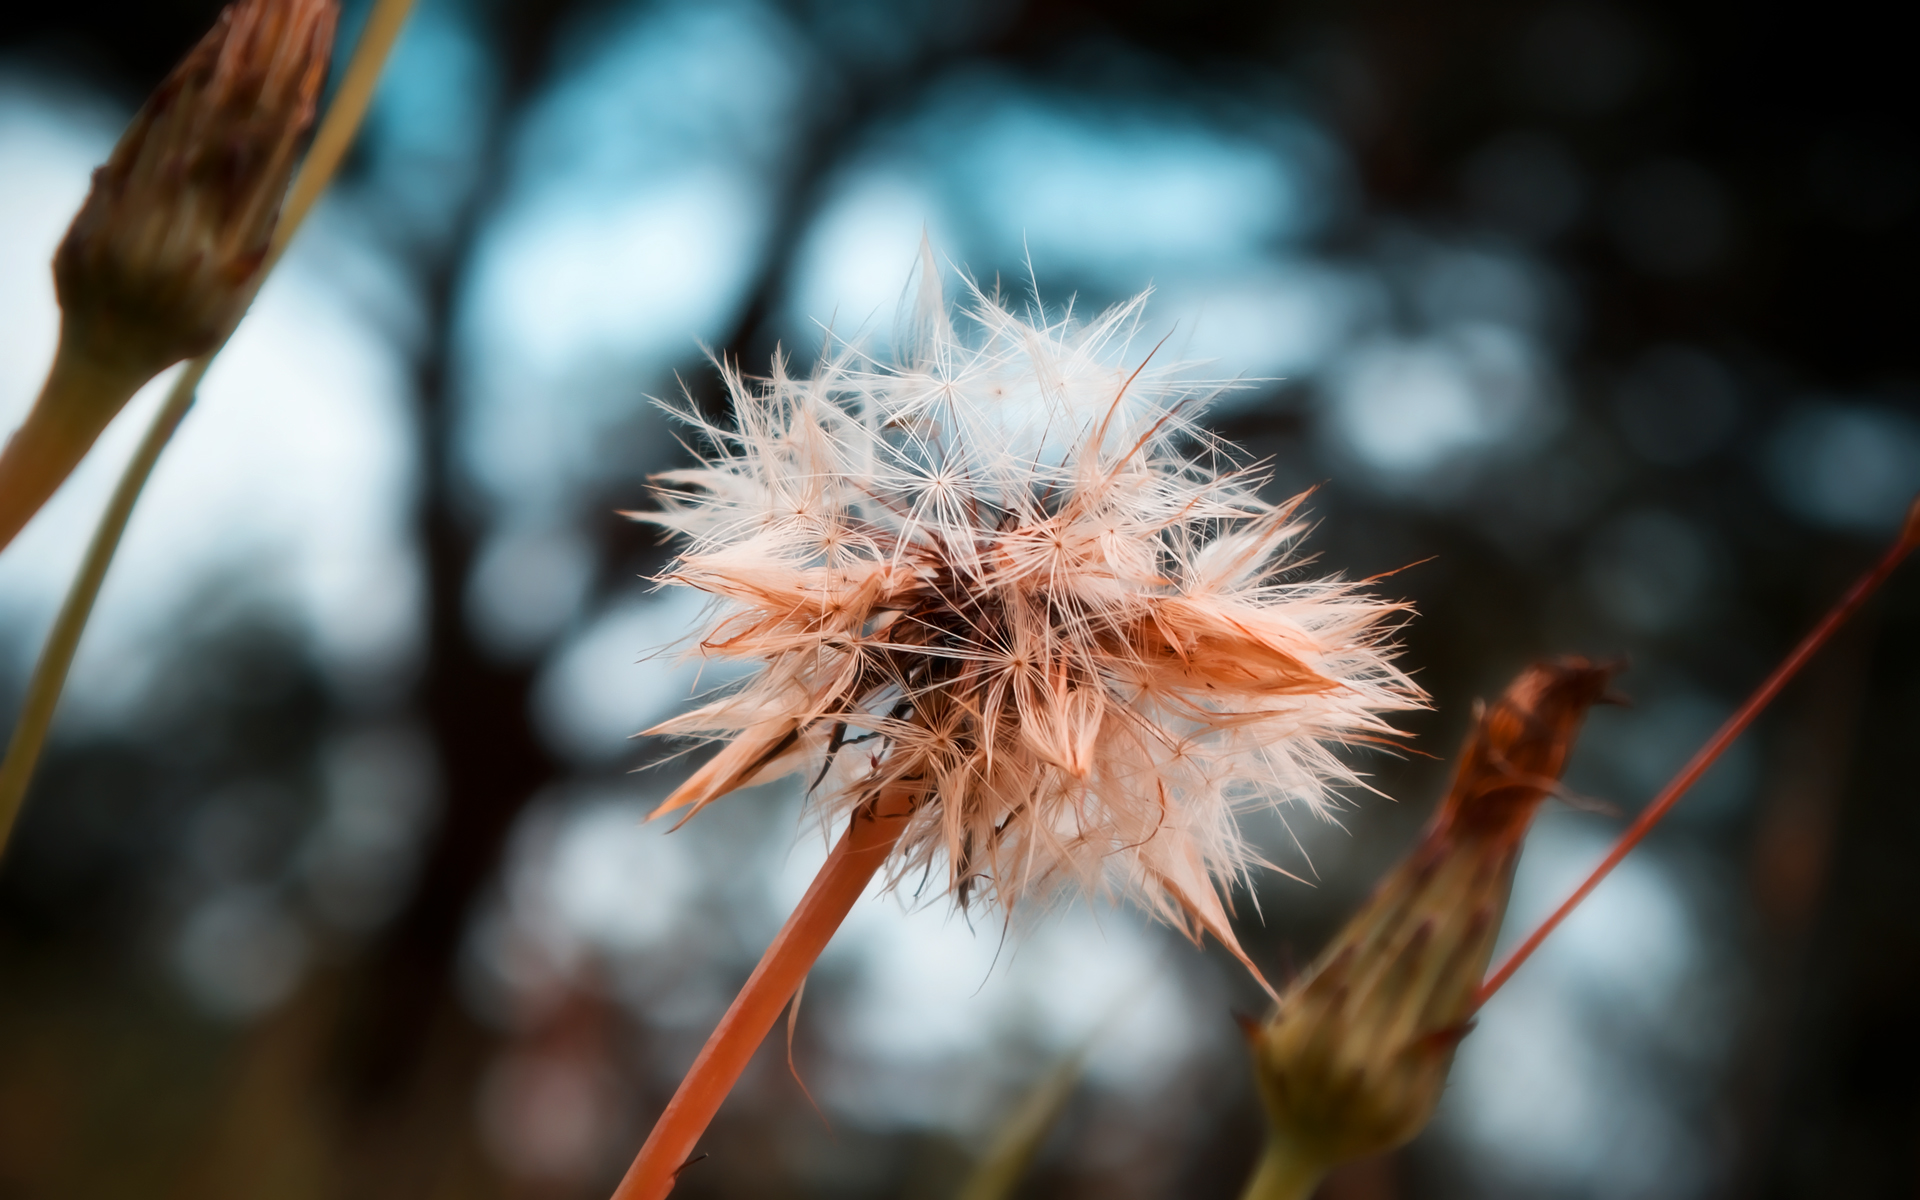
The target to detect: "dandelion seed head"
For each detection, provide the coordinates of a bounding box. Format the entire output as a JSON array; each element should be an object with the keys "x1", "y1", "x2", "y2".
[{"x1": 639, "y1": 252, "x2": 1425, "y2": 969}]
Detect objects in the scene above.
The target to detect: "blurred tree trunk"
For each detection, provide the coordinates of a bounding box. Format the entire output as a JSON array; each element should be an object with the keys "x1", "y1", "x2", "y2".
[
  {"x1": 322, "y1": 4, "x2": 579, "y2": 1193},
  {"x1": 159, "y1": 5, "x2": 582, "y2": 1196}
]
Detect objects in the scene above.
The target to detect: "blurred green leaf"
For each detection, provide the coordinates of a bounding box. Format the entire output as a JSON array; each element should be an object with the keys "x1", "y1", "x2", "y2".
[{"x1": 954, "y1": 1049, "x2": 1087, "y2": 1200}]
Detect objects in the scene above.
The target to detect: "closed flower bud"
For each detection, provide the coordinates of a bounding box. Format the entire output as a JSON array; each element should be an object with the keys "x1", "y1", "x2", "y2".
[
  {"x1": 0, "y1": 0, "x2": 335, "y2": 552},
  {"x1": 1239, "y1": 659, "x2": 1618, "y2": 1199},
  {"x1": 55, "y1": 0, "x2": 336, "y2": 375}
]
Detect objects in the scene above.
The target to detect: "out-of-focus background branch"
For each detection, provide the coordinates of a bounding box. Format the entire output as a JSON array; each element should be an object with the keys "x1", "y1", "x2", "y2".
[{"x1": 2, "y1": 0, "x2": 1915, "y2": 1197}]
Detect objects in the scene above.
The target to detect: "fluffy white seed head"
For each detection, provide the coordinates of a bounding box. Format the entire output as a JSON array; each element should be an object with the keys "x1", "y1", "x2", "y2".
[{"x1": 638, "y1": 255, "x2": 1425, "y2": 974}]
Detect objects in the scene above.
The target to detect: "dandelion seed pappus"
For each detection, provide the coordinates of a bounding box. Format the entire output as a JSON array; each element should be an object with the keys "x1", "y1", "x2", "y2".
[{"x1": 637, "y1": 250, "x2": 1425, "y2": 962}]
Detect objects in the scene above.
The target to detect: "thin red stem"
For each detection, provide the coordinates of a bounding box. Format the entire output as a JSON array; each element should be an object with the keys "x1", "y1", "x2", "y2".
[
  {"x1": 1474, "y1": 498, "x2": 1920, "y2": 1008},
  {"x1": 611, "y1": 787, "x2": 915, "y2": 1200}
]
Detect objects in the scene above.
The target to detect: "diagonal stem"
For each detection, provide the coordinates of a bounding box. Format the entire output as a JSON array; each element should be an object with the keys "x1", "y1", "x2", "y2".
[
  {"x1": 0, "y1": 0, "x2": 418, "y2": 860},
  {"x1": 278, "y1": 0, "x2": 415, "y2": 241},
  {"x1": 0, "y1": 356, "x2": 208, "y2": 851},
  {"x1": 1475, "y1": 496, "x2": 1920, "y2": 1007},
  {"x1": 611, "y1": 787, "x2": 916, "y2": 1200}
]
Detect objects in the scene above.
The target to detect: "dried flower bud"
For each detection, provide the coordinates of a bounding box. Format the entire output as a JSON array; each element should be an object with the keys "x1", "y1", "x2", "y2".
[
  {"x1": 53, "y1": 0, "x2": 336, "y2": 377},
  {"x1": 1240, "y1": 660, "x2": 1617, "y2": 1195},
  {"x1": 0, "y1": 0, "x2": 335, "y2": 553}
]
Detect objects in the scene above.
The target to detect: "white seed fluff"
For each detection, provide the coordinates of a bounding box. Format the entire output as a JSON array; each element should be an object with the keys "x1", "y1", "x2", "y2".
[{"x1": 638, "y1": 257, "x2": 1424, "y2": 972}]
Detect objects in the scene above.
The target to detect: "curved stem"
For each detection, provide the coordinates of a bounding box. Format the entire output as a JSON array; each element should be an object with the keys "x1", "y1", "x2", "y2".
[
  {"x1": 612, "y1": 787, "x2": 916, "y2": 1200},
  {"x1": 1238, "y1": 1136, "x2": 1327, "y2": 1200},
  {"x1": 277, "y1": 0, "x2": 414, "y2": 246},
  {"x1": 0, "y1": 0, "x2": 418, "y2": 861},
  {"x1": 0, "y1": 359, "x2": 205, "y2": 851}
]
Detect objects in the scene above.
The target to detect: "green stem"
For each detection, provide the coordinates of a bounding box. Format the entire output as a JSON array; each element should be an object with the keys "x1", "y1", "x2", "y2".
[
  {"x1": 1238, "y1": 1136, "x2": 1327, "y2": 1200},
  {"x1": 0, "y1": 360, "x2": 204, "y2": 849},
  {"x1": 279, "y1": 0, "x2": 416, "y2": 240},
  {"x1": 0, "y1": 0, "x2": 418, "y2": 861},
  {"x1": 956, "y1": 1047, "x2": 1089, "y2": 1200}
]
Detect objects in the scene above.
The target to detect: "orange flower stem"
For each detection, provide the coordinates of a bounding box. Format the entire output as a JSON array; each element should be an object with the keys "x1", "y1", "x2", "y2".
[
  {"x1": 0, "y1": 343, "x2": 150, "y2": 555},
  {"x1": 1475, "y1": 496, "x2": 1920, "y2": 1008},
  {"x1": 611, "y1": 787, "x2": 916, "y2": 1200}
]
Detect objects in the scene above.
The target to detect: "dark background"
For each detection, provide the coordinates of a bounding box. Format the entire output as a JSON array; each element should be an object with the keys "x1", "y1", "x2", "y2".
[{"x1": 2, "y1": 0, "x2": 1917, "y2": 1197}]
